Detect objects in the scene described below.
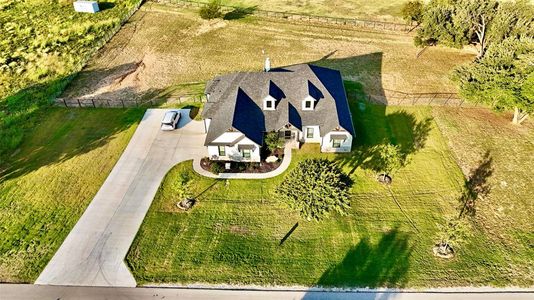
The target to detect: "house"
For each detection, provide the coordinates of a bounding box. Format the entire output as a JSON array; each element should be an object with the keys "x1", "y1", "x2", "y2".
[{"x1": 201, "y1": 63, "x2": 355, "y2": 162}]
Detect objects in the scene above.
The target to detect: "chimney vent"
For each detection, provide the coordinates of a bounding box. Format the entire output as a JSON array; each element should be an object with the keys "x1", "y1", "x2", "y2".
[{"x1": 264, "y1": 57, "x2": 271, "y2": 72}]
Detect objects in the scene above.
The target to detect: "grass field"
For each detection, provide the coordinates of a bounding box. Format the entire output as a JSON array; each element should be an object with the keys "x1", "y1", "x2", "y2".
[
  {"x1": 432, "y1": 108, "x2": 534, "y2": 283},
  {"x1": 63, "y1": 3, "x2": 474, "y2": 102},
  {"x1": 197, "y1": 0, "x2": 409, "y2": 21},
  {"x1": 126, "y1": 100, "x2": 533, "y2": 287},
  {"x1": 0, "y1": 108, "x2": 144, "y2": 282}
]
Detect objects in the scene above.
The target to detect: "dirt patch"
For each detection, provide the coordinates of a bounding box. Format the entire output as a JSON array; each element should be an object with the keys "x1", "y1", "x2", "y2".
[
  {"x1": 229, "y1": 225, "x2": 250, "y2": 235},
  {"x1": 193, "y1": 19, "x2": 227, "y2": 36}
]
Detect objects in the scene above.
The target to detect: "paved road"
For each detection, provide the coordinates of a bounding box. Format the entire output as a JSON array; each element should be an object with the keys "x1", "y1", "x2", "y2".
[
  {"x1": 35, "y1": 109, "x2": 206, "y2": 287},
  {"x1": 1, "y1": 285, "x2": 533, "y2": 300}
]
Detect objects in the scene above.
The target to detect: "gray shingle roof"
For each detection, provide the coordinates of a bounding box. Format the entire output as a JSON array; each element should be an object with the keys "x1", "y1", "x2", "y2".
[{"x1": 202, "y1": 64, "x2": 354, "y2": 146}]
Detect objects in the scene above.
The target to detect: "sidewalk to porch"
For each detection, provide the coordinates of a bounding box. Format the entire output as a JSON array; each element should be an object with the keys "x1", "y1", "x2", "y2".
[{"x1": 193, "y1": 146, "x2": 292, "y2": 179}]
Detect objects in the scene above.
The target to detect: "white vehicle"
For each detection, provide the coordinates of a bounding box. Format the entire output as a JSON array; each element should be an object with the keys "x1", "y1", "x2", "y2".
[{"x1": 161, "y1": 111, "x2": 181, "y2": 131}]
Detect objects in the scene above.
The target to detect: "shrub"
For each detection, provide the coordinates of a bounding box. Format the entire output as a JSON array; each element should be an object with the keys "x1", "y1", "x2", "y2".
[
  {"x1": 264, "y1": 131, "x2": 284, "y2": 152},
  {"x1": 274, "y1": 159, "x2": 351, "y2": 221},
  {"x1": 199, "y1": 0, "x2": 223, "y2": 20},
  {"x1": 210, "y1": 161, "x2": 225, "y2": 174},
  {"x1": 400, "y1": 1, "x2": 423, "y2": 24}
]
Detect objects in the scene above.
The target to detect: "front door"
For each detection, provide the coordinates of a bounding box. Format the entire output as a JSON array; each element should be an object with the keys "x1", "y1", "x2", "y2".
[{"x1": 284, "y1": 130, "x2": 292, "y2": 140}]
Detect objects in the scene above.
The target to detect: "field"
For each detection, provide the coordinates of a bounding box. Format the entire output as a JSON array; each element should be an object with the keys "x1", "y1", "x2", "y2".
[
  {"x1": 0, "y1": 108, "x2": 144, "y2": 282},
  {"x1": 0, "y1": 0, "x2": 141, "y2": 160},
  {"x1": 62, "y1": 3, "x2": 474, "y2": 103},
  {"x1": 432, "y1": 108, "x2": 534, "y2": 281},
  {"x1": 126, "y1": 101, "x2": 533, "y2": 287},
  {"x1": 193, "y1": 0, "x2": 409, "y2": 21}
]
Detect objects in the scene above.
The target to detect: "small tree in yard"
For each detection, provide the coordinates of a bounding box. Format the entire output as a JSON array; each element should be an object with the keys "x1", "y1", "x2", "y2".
[
  {"x1": 374, "y1": 144, "x2": 403, "y2": 183},
  {"x1": 434, "y1": 215, "x2": 472, "y2": 258},
  {"x1": 274, "y1": 159, "x2": 351, "y2": 221},
  {"x1": 199, "y1": 0, "x2": 223, "y2": 20},
  {"x1": 401, "y1": 1, "x2": 423, "y2": 25},
  {"x1": 264, "y1": 131, "x2": 284, "y2": 152}
]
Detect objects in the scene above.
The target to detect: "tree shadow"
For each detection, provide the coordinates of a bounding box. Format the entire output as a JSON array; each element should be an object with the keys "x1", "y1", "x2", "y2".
[
  {"x1": 223, "y1": 6, "x2": 257, "y2": 20},
  {"x1": 458, "y1": 150, "x2": 493, "y2": 218},
  {"x1": 279, "y1": 222, "x2": 299, "y2": 246},
  {"x1": 0, "y1": 63, "x2": 169, "y2": 181},
  {"x1": 98, "y1": 2, "x2": 116, "y2": 11},
  {"x1": 306, "y1": 226, "x2": 412, "y2": 292}
]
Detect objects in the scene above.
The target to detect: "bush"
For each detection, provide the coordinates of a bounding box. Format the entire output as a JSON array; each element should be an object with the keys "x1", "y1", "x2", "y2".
[
  {"x1": 401, "y1": 1, "x2": 424, "y2": 24},
  {"x1": 264, "y1": 131, "x2": 284, "y2": 152},
  {"x1": 210, "y1": 162, "x2": 225, "y2": 174},
  {"x1": 274, "y1": 159, "x2": 351, "y2": 221},
  {"x1": 199, "y1": 0, "x2": 223, "y2": 20}
]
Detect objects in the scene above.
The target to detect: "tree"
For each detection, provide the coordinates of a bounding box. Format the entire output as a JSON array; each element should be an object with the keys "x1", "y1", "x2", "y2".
[
  {"x1": 264, "y1": 131, "x2": 284, "y2": 152},
  {"x1": 274, "y1": 159, "x2": 351, "y2": 221},
  {"x1": 415, "y1": 0, "x2": 498, "y2": 58},
  {"x1": 452, "y1": 37, "x2": 534, "y2": 124},
  {"x1": 199, "y1": 0, "x2": 223, "y2": 20},
  {"x1": 373, "y1": 143, "x2": 403, "y2": 183},
  {"x1": 435, "y1": 215, "x2": 472, "y2": 256},
  {"x1": 401, "y1": 1, "x2": 424, "y2": 25}
]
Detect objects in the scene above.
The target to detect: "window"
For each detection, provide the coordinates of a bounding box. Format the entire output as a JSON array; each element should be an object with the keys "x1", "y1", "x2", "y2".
[
  {"x1": 218, "y1": 145, "x2": 226, "y2": 156},
  {"x1": 306, "y1": 127, "x2": 314, "y2": 138},
  {"x1": 242, "y1": 149, "x2": 251, "y2": 159},
  {"x1": 332, "y1": 139, "x2": 343, "y2": 148},
  {"x1": 305, "y1": 100, "x2": 312, "y2": 109},
  {"x1": 266, "y1": 100, "x2": 273, "y2": 109}
]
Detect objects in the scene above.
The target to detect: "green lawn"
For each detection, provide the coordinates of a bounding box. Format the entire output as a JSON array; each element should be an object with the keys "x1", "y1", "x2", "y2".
[
  {"x1": 0, "y1": 108, "x2": 144, "y2": 282},
  {"x1": 126, "y1": 99, "x2": 531, "y2": 287}
]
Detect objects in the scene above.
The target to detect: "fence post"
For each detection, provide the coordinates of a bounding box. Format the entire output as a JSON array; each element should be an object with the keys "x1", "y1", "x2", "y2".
[
  {"x1": 63, "y1": 98, "x2": 68, "y2": 107},
  {"x1": 121, "y1": 99, "x2": 125, "y2": 108},
  {"x1": 77, "y1": 99, "x2": 81, "y2": 107},
  {"x1": 92, "y1": 99, "x2": 95, "y2": 108}
]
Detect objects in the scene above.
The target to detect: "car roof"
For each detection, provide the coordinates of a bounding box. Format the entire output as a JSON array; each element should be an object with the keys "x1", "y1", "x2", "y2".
[{"x1": 162, "y1": 111, "x2": 177, "y2": 123}]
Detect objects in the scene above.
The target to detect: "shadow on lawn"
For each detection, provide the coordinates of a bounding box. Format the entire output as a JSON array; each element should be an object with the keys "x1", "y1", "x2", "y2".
[
  {"x1": 309, "y1": 52, "x2": 433, "y2": 175},
  {"x1": 0, "y1": 63, "x2": 172, "y2": 181},
  {"x1": 458, "y1": 150, "x2": 493, "y2": 218},
  {"x1": 302, "y1": 227, "x2": 412, "y2": 298},
  {"x1": 224, "y1": 6, "x2": 257, "y2": 20}
]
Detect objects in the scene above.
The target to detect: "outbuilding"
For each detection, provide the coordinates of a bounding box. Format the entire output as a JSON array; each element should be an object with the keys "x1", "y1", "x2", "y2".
[{"x1": 73, "y1": 1, "x2": 100, "y2": 13}]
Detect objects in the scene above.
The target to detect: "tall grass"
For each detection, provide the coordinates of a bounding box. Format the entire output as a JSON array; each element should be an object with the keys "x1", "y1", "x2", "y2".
[{"x1": 0, "y1": 0, "x2": 141, "y2": 160}]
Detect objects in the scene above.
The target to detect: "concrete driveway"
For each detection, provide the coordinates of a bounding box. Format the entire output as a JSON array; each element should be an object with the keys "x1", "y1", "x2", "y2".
[{"x1": 36, "y1": 109, "x2": 206, "y2": 287}]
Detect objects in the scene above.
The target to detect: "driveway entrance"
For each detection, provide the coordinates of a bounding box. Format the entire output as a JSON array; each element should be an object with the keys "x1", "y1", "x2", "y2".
[{"x1": 36, "y1": 109, "x2": 206, "y2": 287}]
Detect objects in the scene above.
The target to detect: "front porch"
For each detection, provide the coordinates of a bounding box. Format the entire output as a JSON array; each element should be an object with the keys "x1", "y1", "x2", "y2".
[{"x1": 279, "y1": 129, "x2": 300, "y2": 149}]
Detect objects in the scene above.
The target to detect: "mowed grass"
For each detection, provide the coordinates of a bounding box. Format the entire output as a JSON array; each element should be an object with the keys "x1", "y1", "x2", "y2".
[
  {"x1": 0, "y1": 108, "x2": 144, "y2": 282},
  {"x1": 127, "y1": 101, "x2": 531, "y2": 287},
  {"x1": 200, "y1": 0, "x2": 408, "y2": 21},
  {"x1": 432, "y1": 108, "x2": 534, "y2": 283},
  {"x1": 63, "y1": 3, "x2": 474, "y2": 101}
]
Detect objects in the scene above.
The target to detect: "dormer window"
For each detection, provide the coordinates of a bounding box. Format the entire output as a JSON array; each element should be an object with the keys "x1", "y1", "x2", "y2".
[
  {"x1": 263, "y1": 96, "x2": 276, "y2": 110},
  {"x1": 302, "y1": 96, "x2": 315, "y2": 110}
]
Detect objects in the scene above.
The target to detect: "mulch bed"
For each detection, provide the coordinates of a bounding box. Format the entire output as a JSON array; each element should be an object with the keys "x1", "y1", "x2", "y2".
[{"x1": 200, "y1": 156, "x2": 284, "y2": 174}]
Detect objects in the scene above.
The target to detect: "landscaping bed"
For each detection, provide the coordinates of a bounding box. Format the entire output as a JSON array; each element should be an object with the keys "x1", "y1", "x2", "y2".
[{"x1": 200, "y1": 155, "x2": 283, "y2": 174}]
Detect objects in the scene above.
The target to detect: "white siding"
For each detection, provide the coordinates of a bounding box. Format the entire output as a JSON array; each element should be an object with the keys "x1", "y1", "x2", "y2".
[
  {"x1": 301, "y1": 125, "x2": 321, "y2": 143},
  {"x1": 204, "y1": 118, "x2": 211, "y2": 133},
  {"x1": 321, "y1": 131, "x2": 353, "y2": 153},
  {"x1": 207, "y1": 137, "x2": 261, "y2": 162},
  {"x1": 263, "y1": 95, "x2": 276, "y2": 110}
]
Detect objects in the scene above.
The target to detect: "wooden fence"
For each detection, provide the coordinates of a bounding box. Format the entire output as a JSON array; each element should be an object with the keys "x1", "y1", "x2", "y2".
[
  {"x1": 55, "y1": 93, "x2": 207, "y2": 108},
  {"x1": 153, "y1": 0, "x2": 414, "y2": 33},
  {"x1": 368, "y1": 90, "x2": 475, "y2": 107}
]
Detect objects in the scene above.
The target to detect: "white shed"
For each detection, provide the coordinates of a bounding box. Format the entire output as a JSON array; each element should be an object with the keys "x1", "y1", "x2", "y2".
[{"x1": 73, "y1": 1, "x2": 100, "y2": 13}]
